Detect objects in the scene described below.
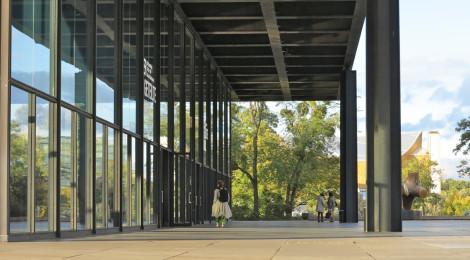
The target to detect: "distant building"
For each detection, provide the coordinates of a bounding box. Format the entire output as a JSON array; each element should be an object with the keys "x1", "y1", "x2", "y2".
[{"x1": 357, "y1": 131, "x2": 441, "y2": 194}]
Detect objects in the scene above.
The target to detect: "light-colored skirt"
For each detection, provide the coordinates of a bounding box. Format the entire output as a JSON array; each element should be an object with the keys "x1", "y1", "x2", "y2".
[{"x1": 212, "y1": 200, "x2": 232, "y2": 218}]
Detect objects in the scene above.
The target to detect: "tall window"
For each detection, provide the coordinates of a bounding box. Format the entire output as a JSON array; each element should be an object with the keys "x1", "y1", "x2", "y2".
[
  {"x1": 11, "y1": 0, "x2": 54, "y2": 95},
  {"x1": 10, "y1": 87, "x2": 55, "y2": 234},
  {"x1": 60, "y1": 108, "x2": 93, "y2": 230},
  {"x1": 144, "y1": 0, "x2": 157, "y2": 141},
  {"x1": 174, "y1": 15, "x2": 183, "y2": 152},
  {"x1": 203, "y1": 57, "x2": 210, "y2": 166},
  {"x1": 122, "y1": 0, "x2": 138, "y2": 133},
  {"x1": 160, "y1": 2, "x2": 169, "y2": 147},
  {"x1": 9, "y1": 87, "x2": 29, "y2": 233},
  {"x1": 96, "y1": 0, "x2": 117, "y2": 123},
  {"x1": 195, "y1": 45, "x2": 202, "y2": 162},
  {"x1": 184, "y1": 31, "x2": 193, "y2": 154},
  {"x1": 61, "y1": 0, "x2": 93, "y2": 112}
]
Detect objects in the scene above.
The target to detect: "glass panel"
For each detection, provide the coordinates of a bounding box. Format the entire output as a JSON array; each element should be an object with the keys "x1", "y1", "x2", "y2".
[
  {"x1": 218, "y1": 79, "x2": 223, "y2": 172},
  {"x1": 60, "y1": 107, "x2": 72, "y2": 230},
  {"x1": 11, "y1": 0, "x2": 53, "y2": 95},
  {"x1": 184, "y1": 32, "x2": 192, "y2": 154},
  {"x1": 96, "y1": 0, "x2": 116, "y2": 123},
  {"x1": 35, "y1": 97, "x2": 52, "y2": 232},
  {"x1": 150, "y1": 145, "x2": 155, "y2": 224},
  {"x1": 143, "y1": 143, "x2": 148, "y2": 225},
  {"x1": 160, "y1": 2, "x2": 169, "y2": 147},
  {"x1": 122, "y1": 134, "x2": 129, "y2": 226},
  {"x1": 195, "y1": 46, "x2": 201, "y2": 162},
  {"x1": 203, "y1": 56, "x2": 209, "y2": 166},
  {"x1": 144, "y1": 0, "x2": 156, "y2": 141},
  {"x1": 131, "y1": 137, "x2": 137, "y2": 225},
  {"x1": 122, "y1": 0, "x2": 138, "y2": 133},
  {"x1": 10, "y1": 87, "x2": 29, "y2": 233},
  {"x1": 173, "y1": 155, "x2": 178, "y2": 222},
  {"x1": 77, "y1": 113, "x2": 92, "y2": 230},
  {"x1": 211, "y1": 68, "x2": 217, "y2": 169},
  {"x1": 95, "y1": 123, "x2": 104, "y2": 228},
  {"x1": 61, "y1": 0, "x2": 92, "y2": 112},
  {"x1": 107, "y1": 128, "x2": 116, "y2": 227},
  {"x1": 174, "y1": 16, "x2": 183, "y2": 152}
]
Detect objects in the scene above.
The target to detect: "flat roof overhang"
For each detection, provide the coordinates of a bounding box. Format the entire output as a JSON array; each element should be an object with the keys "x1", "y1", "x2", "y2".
[{"x1": 177, "y1": 0, "x2": 365, "y2": 101}]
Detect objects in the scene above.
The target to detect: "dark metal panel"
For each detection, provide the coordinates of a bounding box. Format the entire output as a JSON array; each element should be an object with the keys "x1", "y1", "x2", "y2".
[
  {"x1": 190, "y1": 19, "x2": 266, "y2": 32},
  {"x1": 201, "y1": 33, "x2": 269, "y2": 45},
  {"x1": 180, "y1": 2, "x2": 262, "y2": 17},
  {"x1": 277, "y1": 18, "x2": 352, "y2": 31},
  {"x1": 275, "y1": 1, "x2": 356, "y2": 16}
]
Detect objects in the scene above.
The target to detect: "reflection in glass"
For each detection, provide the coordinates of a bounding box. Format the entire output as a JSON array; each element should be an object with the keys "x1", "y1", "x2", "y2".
[
  {"x1": 160, "y1": 2, "x2": 169, "y2": 147},
  {"x1": 122, "y1": 0, "x2": 138, "y2": 133},
  {"x1": 211, "y1": 68, "x2": 217, "y2": 169},
  {"x1": 77, "y1": 113, "x2": 92, "y2": 230},
  {"x1": 122, "y1": 134, "x2": 129, "y2": 226},
  {"x1": 11, "y1": 0, "x2": 53, "y2": 95},
  {"x1": 131, "y1": 138, "x2": 137, "y2": 225},
  {"x1": 185, "y1": 32, "x2": 192, "y2": 154},
  {"x1": 60, "y1": 108, "x2": 72, "y2": 230},
  {"x1": 150, "y1": 145, "x2": 155, "y2": 224},
  {"x1": 96, "y1": 0, "x2": 116, "y2": 123},
  {"x1": 144, "y1": 0, "x2": 156, "y2": 141},
  {"x1": 95, "y1": 123, "x2": 104, "y2": 228},
  {"x1": 203, "y1": 57, "x2": 210, "y2": 166},
  {"x1": 35, "y1": 97, "x2": 53, "y2": 232},
  {"x1": 143, "y1": 143, "x2": 148, "y2": 225},
  {"x1": 61, "y1": 0, "x2": 92, "y2": 112},
  {"x1": 108, "y1": 128, "x2": 116, "y2": 227},
  {"x1": 174, "y1": 16, "x2": 183, "y2": 152},
  {"x1": 10, "y1": 87, "x2": 29, "y2": 233},
  {"x1": 195, "y1": 46, "x2": 201, "y2": 162}
]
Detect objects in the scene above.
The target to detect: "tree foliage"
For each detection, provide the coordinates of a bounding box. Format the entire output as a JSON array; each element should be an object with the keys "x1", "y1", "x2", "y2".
[
  {"x1": 231, "y1": 101, "x2": 340, "y2": 219},
  {"x1": 454, "y1": 117, "x2": 470, "y2": 178}
]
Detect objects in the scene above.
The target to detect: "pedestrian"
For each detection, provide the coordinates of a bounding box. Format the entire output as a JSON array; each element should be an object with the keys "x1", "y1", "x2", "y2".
[
  {"x1": 316, "y1": 193, "x2": 326, "y2": 222},
  {"x1": 211, "y1": 180, "x2": 232, "y2": 228},
  {"x1": 327, "y1": 192, "x2": 336, "y2": 222}
]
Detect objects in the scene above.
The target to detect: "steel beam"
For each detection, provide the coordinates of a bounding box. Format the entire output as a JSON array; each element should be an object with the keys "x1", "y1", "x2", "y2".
[
  {"x1": 365, "y1": 0, "x2": 402, "y2": 232},
  {"x1": 340, "y1": 69, "x2": 358, "y2": 223},
  {"x1": 260, "y1": 0, "x2": 291, "y2": 100}
]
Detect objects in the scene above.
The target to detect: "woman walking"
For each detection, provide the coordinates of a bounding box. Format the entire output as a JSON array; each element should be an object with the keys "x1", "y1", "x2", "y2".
[
  {"x1": 327, "y1": 192, "x2": 336, "y2": 222},
  {"x1": 315, "y1": 193, "x2": 326, "y2": 222},
  {"x1": 212, "y1": 180, "x2": 232, "y2": 228}
]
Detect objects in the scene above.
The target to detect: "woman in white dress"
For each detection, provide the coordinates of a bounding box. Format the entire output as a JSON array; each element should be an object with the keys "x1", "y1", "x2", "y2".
[{"x1": 211, "y1": 180, "x2": 232, "y2": 227}]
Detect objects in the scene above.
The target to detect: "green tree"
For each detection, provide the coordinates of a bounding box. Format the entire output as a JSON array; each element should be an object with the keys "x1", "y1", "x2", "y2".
[
  {"x1": 231, "y1": 102, "x2": 278, "y2": 218},
  {"x1": 276, "y1": 101, "x2": 339, "y2": 215},
  {"x1": 454, "y1": 117, "x2": 470, "y2": 178}
]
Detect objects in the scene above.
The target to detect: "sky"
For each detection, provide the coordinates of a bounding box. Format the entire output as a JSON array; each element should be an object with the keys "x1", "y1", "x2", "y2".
[{"x1": 352, "y1": 0, "x2": 470, "y2": 180}]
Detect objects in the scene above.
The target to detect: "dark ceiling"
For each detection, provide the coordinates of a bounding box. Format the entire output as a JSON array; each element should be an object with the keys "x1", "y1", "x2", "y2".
[{"x1": 178, "y1": 0, "x2": 365, "y2": 101}]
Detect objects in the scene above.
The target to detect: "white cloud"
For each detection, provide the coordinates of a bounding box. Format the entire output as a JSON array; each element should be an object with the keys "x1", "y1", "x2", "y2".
[{"x1": 351, "y1": 1, "x2": 470, "y2": 180}]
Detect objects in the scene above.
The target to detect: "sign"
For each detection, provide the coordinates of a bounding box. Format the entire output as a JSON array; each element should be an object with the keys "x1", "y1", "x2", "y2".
[{"x1": 143, "y1": 58, "x2": 156, "y2": 103}]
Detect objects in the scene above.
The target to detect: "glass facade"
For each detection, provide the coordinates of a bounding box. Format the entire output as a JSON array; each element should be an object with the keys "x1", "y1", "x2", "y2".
[{"x1": 4, "y1": 0, "x2": 232, "y2": 239}]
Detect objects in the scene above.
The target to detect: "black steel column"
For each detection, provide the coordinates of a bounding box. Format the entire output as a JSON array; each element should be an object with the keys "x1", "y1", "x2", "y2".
[
  {"x1": 366, "y1": 0, "x2": 402, "y2": 232},
  {"x1": 0, "y1": 0, "x2": 11, "y2": 242},
  {"x1": 340, "y1": 69, "x2": 358, "y2": 223}
]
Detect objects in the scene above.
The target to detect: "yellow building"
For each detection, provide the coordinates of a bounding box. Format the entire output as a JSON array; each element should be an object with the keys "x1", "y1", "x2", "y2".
[{"x1": 357, "y1": 132, "x2": 439, "y2": 190}]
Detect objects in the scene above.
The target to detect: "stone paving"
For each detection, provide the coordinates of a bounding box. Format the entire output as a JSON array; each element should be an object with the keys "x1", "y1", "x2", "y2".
[{"x1": 0, "y1": 220, "x2": 469, "y2": 259}]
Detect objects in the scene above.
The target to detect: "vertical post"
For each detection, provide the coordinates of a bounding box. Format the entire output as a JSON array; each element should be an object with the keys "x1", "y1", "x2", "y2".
[
  {"x1": 366, "y1": 0, "x2": 402, "y2": 232},
  {"x1": 340, "y1": 69, "x2": 358, "y2": 223},
  {"x1": 0, "y1": 0, "x2": 10, "y2": 242}
]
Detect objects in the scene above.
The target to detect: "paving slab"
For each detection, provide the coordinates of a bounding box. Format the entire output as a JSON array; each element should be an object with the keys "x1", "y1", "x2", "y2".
[{"x1": 0, "y1": 220, "x2": 469, "y2": 259}]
